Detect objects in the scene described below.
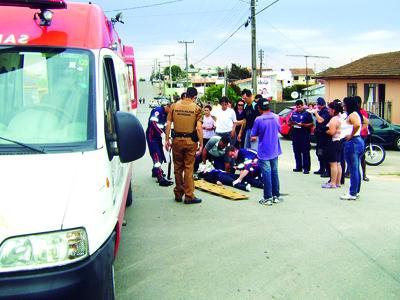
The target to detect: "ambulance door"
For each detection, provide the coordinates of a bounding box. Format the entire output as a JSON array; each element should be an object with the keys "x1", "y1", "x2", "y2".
[{"x1": 102, "y1": 54, "x2": 124, "y2": 208}]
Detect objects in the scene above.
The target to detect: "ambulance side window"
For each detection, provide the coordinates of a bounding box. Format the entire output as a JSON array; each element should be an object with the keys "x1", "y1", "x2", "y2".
[{"x1": 103, "y1": 57, "x2": 120, "y2": 160}]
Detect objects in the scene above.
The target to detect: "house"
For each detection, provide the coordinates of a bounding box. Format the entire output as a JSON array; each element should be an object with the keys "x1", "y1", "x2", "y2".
[
  {"x1": 290, "y1": 68, "x2": 316, "y2": 85},
  {"x1": 315, "y1": 51, "x2": 400, "y2": 124}
]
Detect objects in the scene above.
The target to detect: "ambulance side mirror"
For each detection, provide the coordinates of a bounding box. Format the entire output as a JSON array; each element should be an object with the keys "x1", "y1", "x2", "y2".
[{"x1": 114, "y1": 111, "x2": 146, "y2": 163}]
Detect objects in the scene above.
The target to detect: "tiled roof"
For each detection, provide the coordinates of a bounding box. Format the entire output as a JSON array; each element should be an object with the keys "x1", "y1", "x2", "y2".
[
  {"x1": 315, "y1": 51, "x2": 400, "y2": 79},
  {"x1": 290, "y1": 68, "x2": 315, "y2": 75}
]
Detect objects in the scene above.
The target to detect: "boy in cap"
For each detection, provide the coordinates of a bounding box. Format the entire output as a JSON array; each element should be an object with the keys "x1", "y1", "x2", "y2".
[{"x1": 251, "y1": 99, "x2": 282, "y2": 206}]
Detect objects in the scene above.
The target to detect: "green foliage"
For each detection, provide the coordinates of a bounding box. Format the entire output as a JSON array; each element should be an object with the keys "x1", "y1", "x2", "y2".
[
  {"x1": 205, "y1": 84, "x2": 223, "y2": 103},
  {"x1": 282, "y1": 84, "x2": 307, "y2": 100},
  {"x1": 139, "y1": 78, "x2": 146, "y2": 82},
  {"x1": 204, "y1": 84, "x2": 241, "y2": 104},
  {"x1": 226, "y1": 86, "x2": 240, "y2": 104},
  {"x1": 229, "y1": 83, "x2": 241, "y2": 97},
  {"x1": 227, "y1": 63, "x2": 251, "y2": 81},
  {"x1": 163, "y1": 65, "x2": 183, "y2": 81}
]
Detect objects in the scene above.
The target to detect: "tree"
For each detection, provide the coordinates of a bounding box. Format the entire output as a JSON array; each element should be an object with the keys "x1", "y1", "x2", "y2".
[
  {"x1": 204, "y1": 84, "x2": 223, "y2": 103},
  {"x1": 204, "y1": 84, "x2": 241, "y2": 104},
  {"x1": 189, "y1": 64, "x2": 195, "y2": 69},
  {"x1": 227, "y1": 63, "x2": 251, "y2": 81},
  {"x1": 163, "y1": 65, "x2": 183, "y2": 81}
]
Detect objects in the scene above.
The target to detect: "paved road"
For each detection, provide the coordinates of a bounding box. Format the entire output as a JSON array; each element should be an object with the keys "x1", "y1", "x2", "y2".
[{"x1": 115, "y1": 82, "x2": 400, "y2": 299}]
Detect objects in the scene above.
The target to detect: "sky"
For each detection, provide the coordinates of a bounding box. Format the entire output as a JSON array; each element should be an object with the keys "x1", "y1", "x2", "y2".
[{"x1": 69, "y1": 0, "x2": 400, "y2": 79}]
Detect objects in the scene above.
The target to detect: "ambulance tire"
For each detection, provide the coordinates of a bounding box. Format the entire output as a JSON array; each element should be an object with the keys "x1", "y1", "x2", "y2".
[{"x1": 126, "y1": 183, "x2": 133, "y2": 207}]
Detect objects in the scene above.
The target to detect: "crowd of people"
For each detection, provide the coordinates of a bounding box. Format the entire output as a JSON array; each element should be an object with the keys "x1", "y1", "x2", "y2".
[
  {"x1": 288, "y1": 96, "x2": 370, "y2": 200},
  {"x1": 145, "y1": 86, "x2": 369, "y2": 205}
]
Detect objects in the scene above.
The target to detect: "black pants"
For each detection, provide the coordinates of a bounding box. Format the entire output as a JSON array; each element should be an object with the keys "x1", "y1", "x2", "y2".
[{"x1": 292, "y1": 134, "x2": 311, "y2": 171}]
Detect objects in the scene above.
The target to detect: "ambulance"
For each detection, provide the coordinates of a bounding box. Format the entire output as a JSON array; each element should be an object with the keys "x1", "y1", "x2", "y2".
[{"x1": 0, "y1": 1, "x2": 145, "y2": 299}]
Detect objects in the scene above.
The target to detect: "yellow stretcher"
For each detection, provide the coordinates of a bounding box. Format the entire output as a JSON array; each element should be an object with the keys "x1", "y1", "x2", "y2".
[{"x1": 194, "y1": 180, "x2": 248, "y2": 200}]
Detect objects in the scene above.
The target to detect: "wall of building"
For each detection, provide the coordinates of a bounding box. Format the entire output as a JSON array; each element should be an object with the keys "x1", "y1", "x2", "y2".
[{"x1": 324, "y1": 79, "x2": 400, "y2": 124}]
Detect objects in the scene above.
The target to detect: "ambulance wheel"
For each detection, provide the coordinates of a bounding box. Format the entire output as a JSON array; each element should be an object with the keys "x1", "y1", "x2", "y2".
[{"x1": 126, "y1": 183, "x2": 133, "y2": 207}]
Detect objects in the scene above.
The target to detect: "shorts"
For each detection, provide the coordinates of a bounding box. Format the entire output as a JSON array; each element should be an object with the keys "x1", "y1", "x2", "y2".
[{"x1": 327, "y1": 140, "x2": 342, "y2": 163}]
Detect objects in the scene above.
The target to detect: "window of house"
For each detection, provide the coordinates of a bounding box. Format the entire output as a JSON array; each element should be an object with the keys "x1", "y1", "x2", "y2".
[
  {"x1": 347, "y1": 83, "x2": 357, "y2": 96},
  {"x1": 293, "y1": 76, "x2": 299, "y2": 80},
  {"x1": 364, "y1": 83, "x2": 377, "y2": 104}
]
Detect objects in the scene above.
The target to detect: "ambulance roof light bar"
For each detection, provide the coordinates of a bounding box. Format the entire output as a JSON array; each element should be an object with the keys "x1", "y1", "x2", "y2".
[{"x1": 0, "y1": 0, "x2": 66, "y2": 9}]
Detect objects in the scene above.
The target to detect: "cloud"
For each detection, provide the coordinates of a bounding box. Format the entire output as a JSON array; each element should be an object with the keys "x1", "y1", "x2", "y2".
[{"x1": 353, "y1": 30, "x2": 397, "y2": 41}]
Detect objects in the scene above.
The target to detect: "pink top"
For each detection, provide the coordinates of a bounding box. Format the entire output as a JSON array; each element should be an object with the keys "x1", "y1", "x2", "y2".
[{"x1": 202, "y1": 115, "x2": 215, "y2": 139}]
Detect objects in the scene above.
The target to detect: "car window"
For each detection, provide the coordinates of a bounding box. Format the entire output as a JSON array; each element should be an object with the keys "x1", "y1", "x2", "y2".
[
  {"x1": 278, "y1": 108, "x2": 292, "y2": 117},
  {"x1": 369, "y1": 114, "x2": 384, "y2": 128}
]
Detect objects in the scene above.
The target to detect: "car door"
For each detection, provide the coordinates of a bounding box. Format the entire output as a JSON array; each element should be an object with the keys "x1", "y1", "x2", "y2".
[{"x1": 369, "y1": 113, "x2": 392, "y2": 146}]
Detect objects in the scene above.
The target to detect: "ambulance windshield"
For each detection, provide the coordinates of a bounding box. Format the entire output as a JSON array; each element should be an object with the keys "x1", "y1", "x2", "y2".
[{"x1": 0, "y1": 47, "x2": 95, "y2": 152}]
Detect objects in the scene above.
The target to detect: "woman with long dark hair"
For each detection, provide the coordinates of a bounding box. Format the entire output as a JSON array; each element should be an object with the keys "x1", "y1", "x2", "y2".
[
  {"x1": 340, "y1": 97, "x2": 368, "y2": 200},
  {"x1": 322, "y1": 101, "x2": 343, "y2": 188}
]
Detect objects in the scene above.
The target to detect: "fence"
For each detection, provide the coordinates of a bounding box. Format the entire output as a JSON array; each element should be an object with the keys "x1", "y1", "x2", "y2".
[{"x1": 364, "y1": 101, "x2": 392, "y2": 122}]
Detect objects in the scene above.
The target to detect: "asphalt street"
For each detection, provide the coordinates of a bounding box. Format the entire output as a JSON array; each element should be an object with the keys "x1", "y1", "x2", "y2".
[{"x1": 115, "y1": 82, "x2": 400, "y2": 300}]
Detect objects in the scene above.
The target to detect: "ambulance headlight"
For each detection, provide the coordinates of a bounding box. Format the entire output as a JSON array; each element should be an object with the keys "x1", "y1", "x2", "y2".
[
  {"x1": 42, "y1": 9, "x2": 54, "y2": 21},
  {"x1": 0, "y1": 228, "x2": 88, "y2": 272}
]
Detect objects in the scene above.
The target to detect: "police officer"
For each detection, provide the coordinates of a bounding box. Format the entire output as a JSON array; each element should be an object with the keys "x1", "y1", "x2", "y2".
[
  {"x1": 313, "y1": 97, "x2": 331, "y2": 177},
  {"x1": 146, "y1": 99, "x2": 173, "y2": 186},
  {"x1": 165, "y1": 87, "x2": 203, "y2": 204},
  {"x1": 289, "y1": 99, "x2": 314, "y2": 174}
]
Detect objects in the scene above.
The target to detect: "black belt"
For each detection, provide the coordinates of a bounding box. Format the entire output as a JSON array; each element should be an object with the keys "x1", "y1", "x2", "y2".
[{"x1": 174, "y1": 132, "x2": 192, "y2": 138}]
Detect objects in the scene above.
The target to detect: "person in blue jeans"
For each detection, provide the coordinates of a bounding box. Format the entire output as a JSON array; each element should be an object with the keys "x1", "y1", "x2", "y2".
[
  {"x1": 340, "y1": 96, "x2": 368, "y2": 200},
  {"x1": 250, "y1": 98, "x2": 282, "y2": 206}
]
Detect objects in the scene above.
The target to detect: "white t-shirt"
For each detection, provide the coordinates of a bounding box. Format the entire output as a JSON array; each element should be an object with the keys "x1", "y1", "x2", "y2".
[{"x1": 211, "y1": 107, "x2": 237, "y2": 133}]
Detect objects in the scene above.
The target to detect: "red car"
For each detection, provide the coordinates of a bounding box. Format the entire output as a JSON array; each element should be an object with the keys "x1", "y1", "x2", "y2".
[
  {"x1": 278, "y1": 107, "x2": 295, "y2": 138},
  {"x1": 278, "y1": 106, "x2": 316, "y2": 139}
]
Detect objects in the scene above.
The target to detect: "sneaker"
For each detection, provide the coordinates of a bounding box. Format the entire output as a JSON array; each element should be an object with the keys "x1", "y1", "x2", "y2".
[
  {"x1": 259, "y1": 198, "x2": 272, "y2": 206},
  {"x1": 184, "y1": 197, "x2": 202, "y2": 204},
  {"x1": 158, "y1": 177, "x2": 173, "y2": 186},
  {"x1": 264, "y1": 199, "x2": 273, "y2": 206},
  {"x1": 272, "y1": 196, "x2": 280, "y2": 203},
  {"x1": 303, "y1": 170, "x2": 310, "y2": 174},
  {"x1": 356, "y1": 193, "x2": 360, "y2": 199},
  {"x1": 340, "y1": 194, "x2": 357, "y2": 200},
  {"x1": 321, "y1": 182, "x2": 336, "y2": 189},
  {"x1": 245, "y1": 183, "x2": 252, "y2": 192}
]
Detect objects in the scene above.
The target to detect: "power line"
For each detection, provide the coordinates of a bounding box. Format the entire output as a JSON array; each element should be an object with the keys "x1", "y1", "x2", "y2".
[
  {"x1": 105, "y1": 0, "x2": 184, "y2": 13},
  {"x1": 122, "y1": 8, "x2": 242, "y2": 18},
  {"x1": 194, "y1": 0, "x2": 279, "y2": 65},
  {"x1": 255, "y1": 0, "x2": 279, "y2": 16}
]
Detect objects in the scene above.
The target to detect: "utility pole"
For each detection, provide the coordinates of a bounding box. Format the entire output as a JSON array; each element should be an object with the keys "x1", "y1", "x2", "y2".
[
  {"x1": 250, "y1": 0, "x2": 257, "y2": 93},
  {"x1": 164, "y1": 54, "x2": 175, "y2": 97},
  {"x1": 287, "y1": 54, "x2": 329, "y2": 103},
  {"x1": 178, "y1": 40, "x2": 194, "y2": 88},
  {"x1": 223, "y1": 65, "x2": 229, "y2": 96},
  {"x1": 258, "y1": 49, "x2": 264, "y2": 77}
]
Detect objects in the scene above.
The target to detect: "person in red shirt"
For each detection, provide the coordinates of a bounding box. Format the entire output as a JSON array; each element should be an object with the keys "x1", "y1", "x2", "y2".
[{"x1": 355, "y1": 96, "x2": 370, "y2": 181}]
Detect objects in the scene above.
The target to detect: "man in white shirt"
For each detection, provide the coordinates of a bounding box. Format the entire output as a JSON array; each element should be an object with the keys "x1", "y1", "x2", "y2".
[{"x1": 211, "y1": 96, "x2": 237, "y2": 145}]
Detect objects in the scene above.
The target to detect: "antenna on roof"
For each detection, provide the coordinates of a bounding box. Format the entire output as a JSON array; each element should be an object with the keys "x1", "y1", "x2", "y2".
[{"x1": 287, "y1": 54, "x2": 329, "y2": 104}]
